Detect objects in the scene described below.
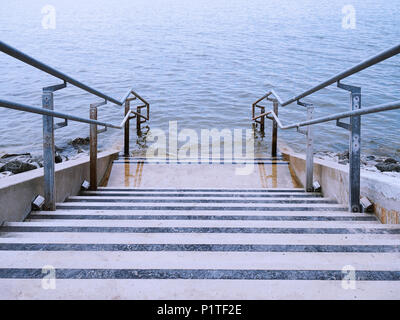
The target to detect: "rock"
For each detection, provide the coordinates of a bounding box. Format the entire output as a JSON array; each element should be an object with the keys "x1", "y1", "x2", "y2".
[
  {"x1": 365, "y1": 155, "x2": 375, "y2": 161},
  {"x1": 58, "y1": 155, "x2": 68, "y2": 162},
  {"x1": 0, "y1": 160, "x2": 37, "y2": 174},
  {"x1": 375, "y1": 163, "x2": 400, "y2": 172},
  {"x1": 1, "y1": 153, "x2": 31, "y2": 159},
  {"x1": 69, "y1": 137, "x2": 90, "y2": 147},
  {"x1": 338, "y1": 151, "x2": 349, "y2": 160},
  {"x1": 384, "y1": 158, "x2": 398, "y2": 164},
  {"x1": 27, "y1": 161, "x2": 41, "y2": 169},
  {"x1": 0, "y1": 171, "x2": 13, "y2": 178},
  {"x1": 55, "y1": 154, "x2": 63, "y2": 164}
]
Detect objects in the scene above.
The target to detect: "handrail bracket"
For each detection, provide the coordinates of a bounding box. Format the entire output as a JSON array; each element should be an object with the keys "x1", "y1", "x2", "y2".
[
  {"x1": 336, "y1": 119, "x2": 351, "y2": 131},
  {"x1": 43, "y1": 82, "x2": 68, "y2": 131}
]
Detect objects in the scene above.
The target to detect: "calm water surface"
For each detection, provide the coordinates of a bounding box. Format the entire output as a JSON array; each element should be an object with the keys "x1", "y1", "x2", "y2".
[{"x1": 0, "y1": 0, "x2": 399, "y2": 158}]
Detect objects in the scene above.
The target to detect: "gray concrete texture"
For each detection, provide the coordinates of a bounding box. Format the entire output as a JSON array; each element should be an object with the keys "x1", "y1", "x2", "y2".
[
  {"x1": 0, "y1": 150, "x2": 118, "y2": 223},
  {"x1": 280, "y1": 143, "x2": 400, "y2": 224}
]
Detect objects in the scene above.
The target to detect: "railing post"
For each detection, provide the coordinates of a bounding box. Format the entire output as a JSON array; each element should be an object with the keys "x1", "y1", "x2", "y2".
[
  {"x1": 271, "y1": 100, "x2": 279, "y2": 157},
  {"x1": 305, "y1": 105, "x2": 314, "y2": 192},
  {"x1": 42, "y1": 90, "x2": 56, "y2": 210},
  {"x1": 89, "y1": 104, "x2": 98, "y2": 191},
  {"x1": 136, "y1": 105, "x2": 142, "y2": 136},
  {"x1": 260, "y1": 106, "x2": 265, "y2": 136},
  {"x1": 297, "y1": 101, "x2": 314, "y2": 192},
  {"x1": 349, "y1": 90, "x2": 361, "y2": 212},
  {"x1": 124, "y1": 100, "x2": 130, "y2": 156},
  {"x1": 338, "y1": 82, "x2": 361, "y2": 212}
]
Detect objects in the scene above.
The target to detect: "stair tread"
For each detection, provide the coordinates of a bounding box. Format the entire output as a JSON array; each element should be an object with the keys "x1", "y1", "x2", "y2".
[
  {"x1": 31, "y1": 210, "x2": 371, "y2": 217},
  {"x1": 1, "y1": 232, "x2": 399, "y2": 245},
  {"x1": 57, "y1": 202, "x2": 347, "y2": 208},
  {"x1": 82, "y1": 191, "x2": 322, "y2": 197},
  {"x1": 5, "y1": 220, "x2": 383, "y2": 228},
  {"x1": 1, "y1": 279, "x2": 400, "y2": 299},
  {"x1": 71, "y1": 196, "x2": 328, "y2": 200},
  {"x1": 67, "y1": 196, "x2": 334, "y2": 203},
  {"x1": 98, "y1": 187, "x2": 306, "y2": 192},
  {"x1": 1, "y1": 251, "x2": 399, "y2": 270}
]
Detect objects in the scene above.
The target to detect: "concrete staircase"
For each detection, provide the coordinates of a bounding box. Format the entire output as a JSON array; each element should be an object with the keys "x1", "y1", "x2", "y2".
[{"x1": 0, "y1": 157, "x2": 400, "y2": 299}]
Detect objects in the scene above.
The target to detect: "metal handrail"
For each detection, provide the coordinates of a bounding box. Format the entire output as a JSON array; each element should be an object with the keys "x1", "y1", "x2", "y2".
[
  {"x1": 0, "y1": 93, "x2": 149, "y2": 210},
  {"x1": 261, "y1": 44, "x2": 400, "y2": 107},
  {"x1": 130, "y1": 90, "x2": 150, "y2": 120},
  {"x1": 1, "y1": 41, "x2": 151, "y2": 211},
  {"x1": 253, "y1": 97, "x2": 400, "y2": 213},
  {"x1": 0, "y1": 41, "x2": 122, "y2": 105},
  {"x1": 0, "y1": 99, "x2": 133, "y2": 129},
  {"x1": 251, "y1": 43, "x2": 400, "y2": 213},
  {"x1": 253, "y1": 100, "x2": 400, "y2": 130},
  {"x1": 0, "y1": 40, "x2": 151, "y2": 146}
]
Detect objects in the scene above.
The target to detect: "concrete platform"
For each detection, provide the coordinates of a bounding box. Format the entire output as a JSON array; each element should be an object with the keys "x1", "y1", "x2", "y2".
[{"x1": 107, "y1": 158, "x2": 299, "y2": 188}]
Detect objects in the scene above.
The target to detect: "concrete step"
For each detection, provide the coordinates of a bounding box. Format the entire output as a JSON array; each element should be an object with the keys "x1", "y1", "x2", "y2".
[
  {"x1": 67, "y1": 196, "x2": 335, "y2": 204},
  {"x1": 1, "y1": 251, "x2": 399, "y2": 270},
  {"x1": 56, "y1": 202, "x2": 348, "y2": 211},
  {"x1": 1, "y1": 232, "x2": 399, "y2": 246},
  {"x1": 117, "y1": 157, "x2": 285, "y2": 161},
  {"x1": 1, "y1": 279, "x2": 399, "y2": 299},
  {"x1": 113, "y1": 160, "x2": 290, "y2": 164},
  {"x1": 30, "y1": 209, "x2": 372, "y2": 218},
  {"x1": 4, "y1": 220, "x2": 384, "y2": 228},
  {"x1": 2, "y1": 224, "x2": 399, "y2": 234},
  {"x1": 0, "y1": 267, "x2": 399, "y2": 281},
  {"x1": 1, "y1": 241, "x2": 399, "y2": 252},
  {"x1": 97, "y1": 187, "x2": 307, "y2": 192},
  {"x1": 28, "y1": 211, "x2": 378, "y2": 222},
  {"x1": 81, "y1": 191, "x2": 323, "y2": 198}
]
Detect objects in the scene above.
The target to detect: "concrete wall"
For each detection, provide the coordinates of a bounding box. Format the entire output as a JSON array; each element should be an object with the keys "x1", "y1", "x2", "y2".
[
  {"x1": 280, "y1": 144, "x2": 400, "y2": 224},
  {"x1": 0, "y1": 150, "x2": 118, "y2": 223}
]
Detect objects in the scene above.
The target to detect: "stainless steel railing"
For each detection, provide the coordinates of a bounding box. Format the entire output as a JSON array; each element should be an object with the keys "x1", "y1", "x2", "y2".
[
  {"x1": 252, "y1": 43, "x2": 400, "y2": 213},
  {"x1": 254, "y1": 100, "x2": 400, "y2": 130},
  {"x1": 0, "y1": 99, "x2": 123, "y2": 128},
  {"x1": 1, "y1": 41, "x2": 150, "y2": 210},
  {"x1": 278, "y1": 44, "x2": 399, "y2": 107},
  {"x1": 0, "y1": 41, "x2": 122, "y2": 105}
]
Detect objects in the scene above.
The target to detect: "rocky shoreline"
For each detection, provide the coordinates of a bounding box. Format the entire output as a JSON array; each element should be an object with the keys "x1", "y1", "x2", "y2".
[
  {"x1": 0, "y1": 137, "x2": 91, "y2": 178},
  {"x1": 314, "y1": 150, "x2": 400, "y2": 177},
  {"x1": 2, "y1": 140, "x2": 400, "y2": 179}
]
